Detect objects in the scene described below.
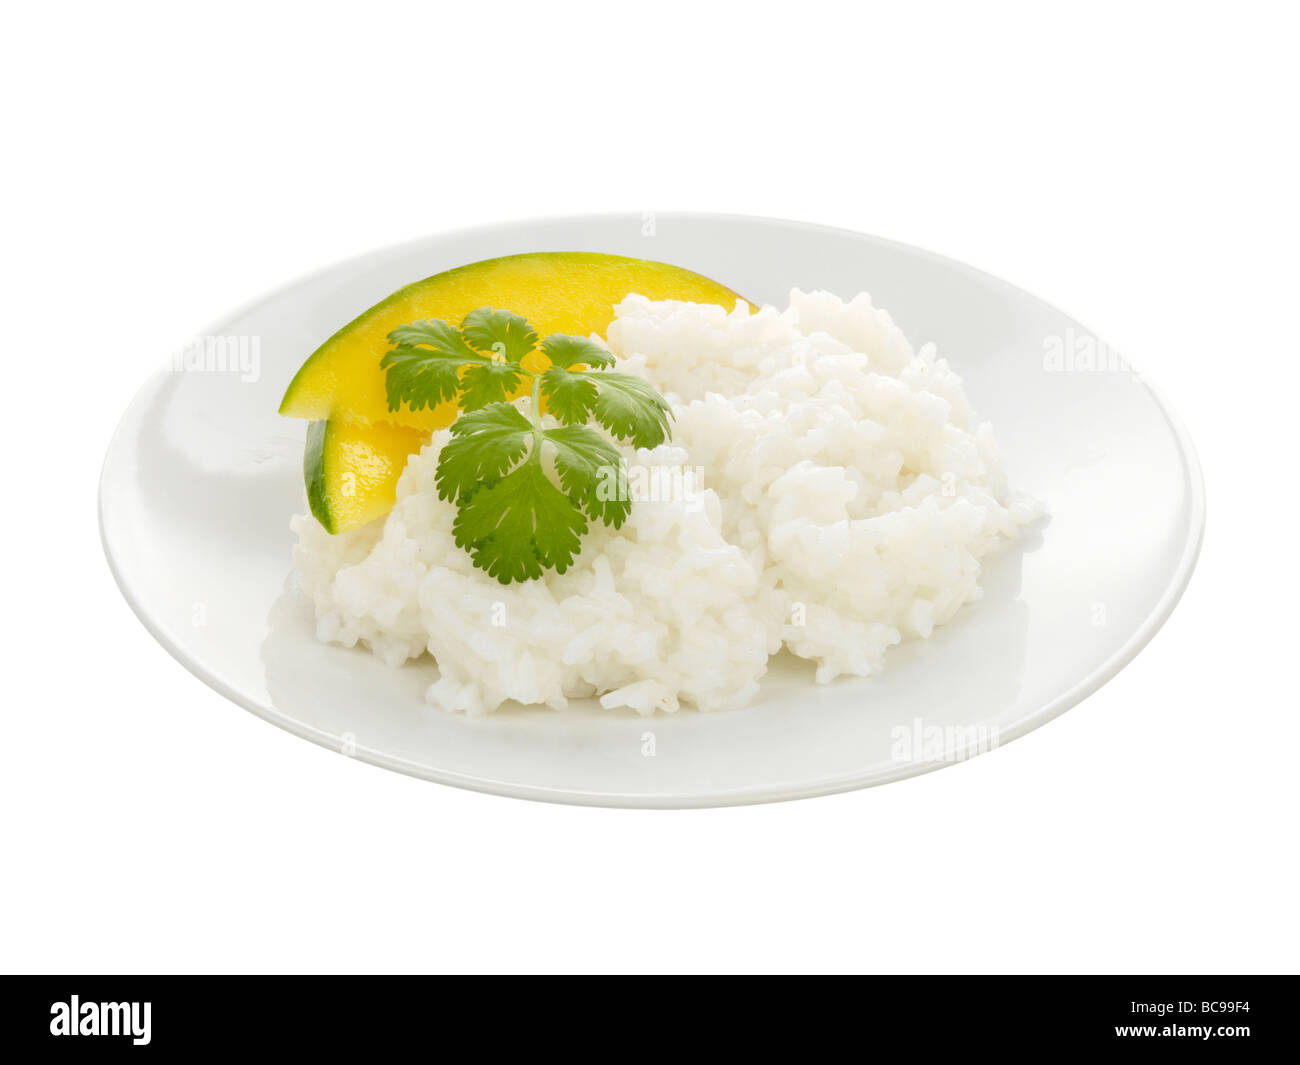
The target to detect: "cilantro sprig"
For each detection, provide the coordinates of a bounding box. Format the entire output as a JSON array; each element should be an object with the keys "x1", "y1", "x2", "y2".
[{"x1": 380, "y1": 308, "x2": 672, "y2": 583}]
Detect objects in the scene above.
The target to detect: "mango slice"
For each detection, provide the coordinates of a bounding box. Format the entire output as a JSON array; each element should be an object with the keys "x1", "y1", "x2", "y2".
[
  {"x1": 283, "y1": 251, "x2": 749, "y2": 533},
  {"x1": 304, "y1": 417, "x2": 429, "y2": 534},
  {"x1": 280, "y1": 251, "x2": 748, "y2": 430}
]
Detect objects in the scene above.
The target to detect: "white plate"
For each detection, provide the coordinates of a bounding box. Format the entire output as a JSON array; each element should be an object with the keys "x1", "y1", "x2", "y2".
[{"x1": 99, "y1": 213, "x2": 1204, "y2": 807}]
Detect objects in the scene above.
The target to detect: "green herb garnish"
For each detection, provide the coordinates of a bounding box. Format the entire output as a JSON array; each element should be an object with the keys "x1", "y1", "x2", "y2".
[{"x1": 381, "y1": 308, "x2": 672, "y2": 584}]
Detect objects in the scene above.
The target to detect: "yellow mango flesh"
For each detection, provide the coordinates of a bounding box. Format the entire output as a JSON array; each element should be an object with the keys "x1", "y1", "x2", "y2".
[
  {"x1": 280, "y1": 251, "x2": 749, "y2": 431},
  {"x1": 305, "y1": 417, "x2": 428, "y2": 533}
]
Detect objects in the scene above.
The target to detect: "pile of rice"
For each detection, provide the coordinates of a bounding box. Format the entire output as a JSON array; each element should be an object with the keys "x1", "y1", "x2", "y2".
[{"x1": 292, "y1": 291, "x2": 1040, "y2": 715}]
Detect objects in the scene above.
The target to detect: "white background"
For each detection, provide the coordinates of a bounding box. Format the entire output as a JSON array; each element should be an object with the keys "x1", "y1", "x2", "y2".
[{"x1": 3, "y1": 1, "x2": 1296, "y2": 974}]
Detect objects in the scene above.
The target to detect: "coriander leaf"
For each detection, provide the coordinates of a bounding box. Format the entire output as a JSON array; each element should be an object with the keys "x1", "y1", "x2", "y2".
[
  {"x1": 461, "y1": 308, "x2": 538, "y2": 363},
  {"x1": 580, "y1": 371, "x2": 673, "y2": 449},
  {"x1": 388, "y1": 318, "x2": 486, "y2": 358},
  {"x1": 435, "y1": 405, "x2": 533, "y2": 503},
  {"x1": 539, "y1": 365, "x2": 598, "y2": 425},
  {"x1": 380, "y1": 346, "x2": 463, "y2": 412},
  {"x1": 544, "y1": 425, "x2": 631, "y2": 527},
  {"x1": 383, "y1": 305, "x2": 678, "y2": 583},
  {"x1": 540, "y1": 334, "x2": 615, "y2": 370},
  {"x1": 452, "y1": 461, "x2": 587, "y2": 584},
  {"x1": 381, "y1": 319, "x2": 488, "y2": 413},
  {"x1": 459, "y1": 360, "x2": 523, "y2": 412}
]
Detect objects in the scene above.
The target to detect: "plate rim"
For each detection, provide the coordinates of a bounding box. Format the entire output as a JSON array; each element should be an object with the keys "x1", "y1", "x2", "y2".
[{"x1": 98, "y1": 211, "x2": 1207, "y2": 808}]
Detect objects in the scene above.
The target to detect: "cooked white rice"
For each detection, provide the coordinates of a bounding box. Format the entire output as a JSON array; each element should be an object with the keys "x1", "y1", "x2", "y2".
[{"x1": 292, "y1": 290, "x2": 1040, "y2": 715}]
